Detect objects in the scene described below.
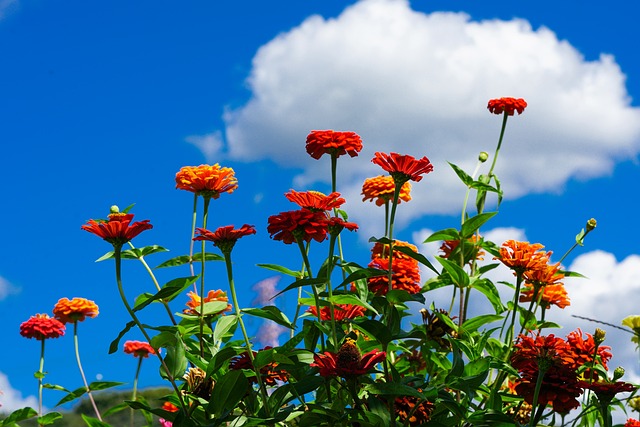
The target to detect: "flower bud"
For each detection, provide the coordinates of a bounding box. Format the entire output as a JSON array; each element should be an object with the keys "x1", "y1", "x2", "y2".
[
  {"x1": 613, "y1": 366, "x2": 625, "y2": 381},
  {"x1": 594, "y1": 328, "x2": 606, "y2": 345},
  {"x1": 586, "y1": 218, "x2": 597, "y2": 232},
  {"x1": 629, "y1": 397, "x2": 640, "y2": 412},
  {"x1": 110, "y1": 205, "x2": 120, "y2": 214},
  {"x1": 478, "y1": 152, "x2": 489, "y2": 163}
]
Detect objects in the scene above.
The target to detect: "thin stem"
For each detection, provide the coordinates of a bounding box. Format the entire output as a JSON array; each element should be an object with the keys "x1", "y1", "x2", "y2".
[
  {"x1": 296, "y1": 239, "x2": 326, "y2": 352},
  {"x1": 505, "y1": 272, "x2": 524, "y2": 347},
  {"x1": 529, "y1": 366, "x2": 548, "y2": 427},
  {"x1": 130, "y1": 356, "x2": 143, "y2": 427},
  {"x1": 290, "y1": 242, "x2": 311, "y2": 339},
  {"x1": 487, "y1": 113, "x2": 509, "y2": 180},
  {"x1": 330, "y1": 154, "x2": 347, "y2": 282},
  {"x1": 198, "y1": 196, "x2": 211, "y2": 358},
  {"x1": 386, "y1": 184, "x2": 402, "y2": 293},
  {"x1": 73, "y1": 321, "x2": 102, "y2": 421},
  {"x1": 188, "y1": 194, "x2": 198, "y2": 283},
  {"x1": 326, "y1": 234, "x2": 340, "y2": 350},
  {"x1": 461, "y1": 160, "x2": 483, "y2": 224},
  {"x1": 38, "y1": 339, "x2": 45, "y2": 425},
  {"x1": 557, "y1": 226, "x2": 595, "y2": 265}
]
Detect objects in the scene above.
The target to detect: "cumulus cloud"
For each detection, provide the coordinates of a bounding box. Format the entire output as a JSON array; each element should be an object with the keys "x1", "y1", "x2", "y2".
[
  {"x1": 255, "y1": 322, "x2": 288, "y2": 348},
  {"x1": 252, "y1": 276, "x2": 281, "y2": 306},
  {"x1": 0, "y1": 372, "x2": 38, "y2": 414},
  {"x1": 185, "y1": 132, "x2": 224, "y2": 163},
  {"x1": 203, "y1": 0, "x2": 640, "y2": 230},
  {"x1": 0, "y1": 276, "x2": 18, "y2": 301}
]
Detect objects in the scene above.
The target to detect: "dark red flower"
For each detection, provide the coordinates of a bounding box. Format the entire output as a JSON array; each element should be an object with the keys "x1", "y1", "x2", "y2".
[
  {"x1": 367, "y1": 257, "x2": 421, "y2": 295},
  {"x1": 20, "y1": 314, "x2": 66, "y2": 340},
  {"x1": 395, "y1": 391, "x2": 434, "y2": 426},
  {"x1": 267, "y1": 209, "x2": 328, "y2": 244},
  {"x1": 229, "y1": 348, "x2": 289, "y2": 386},
  {"x1": 305, "y1": 130, "x2": 363, "y2": 160},
  {"x1": 307, "y1": 304, "x2": 366, "y2": 321},
  {"x1": 194, "y1": 224, "x2": 256, "y2": 254},
  {"x1": 326, "y1": 217, "x2": 358, "y2": 236},
  {"x1": 311, "y1": 338, "x2": 386, "y2": 378},
  {"x1": 487, "y1": 97, "x2": 527, "y2": 115},
  {"x1": 565, "y1": 329, "x2": 612, "y2": 379},
  {"x1": 82, "y1": 212, "x2": 153, "y2": 248},
  {"x1": 581, "y1": 380, "x2": 637, "y2": 401},
  {"x1": 123, "y1": 340, "x2": 157, "y2": 358},
  {"x1": 285, "y1": 190, "x2": 345, "y2": 211},
  {"x1": 371, "y1": 152, "x2": 433, "y2": 184}
]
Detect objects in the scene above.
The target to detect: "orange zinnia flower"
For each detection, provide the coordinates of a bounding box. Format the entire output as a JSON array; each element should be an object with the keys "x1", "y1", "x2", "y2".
[
  {"x1": 285, "y1": 190, "x2": 345, "y2": 211},
  {"x1": 267, "y1": 209, "x2": 328, "y2": 244},
  {"x1": 53, "y1": 297, "x2": 99, "y2": 324},
  {"x1": 519, "y1": 283, "x2": 570, "y2": 309},
  {"x1": 175, "y1": 164, "x2": 238, "y2": 199},
  {"x1": 82, "y1": 213, "x2": 153, "y2": 248},
  {"x1": 194, "y1": 224, "x2": 256, "y2": 254},
  {"x1": 307, "y1": 304, "x2": 366, "y2": 321},
  {"x1": 566, "y1": 329, "x2": 612, "y2": 379},
  {"x1": 497, "y1": 240, "x2": 550, "y2": 274},
  {"x1": 161, "y1": 402, "x2": 179, "y2": 413},
  {"x1": 123, "y1": 340, "x2": 157, "y2": 358},
  {"x1": 625, "y1": 419, "x2": 640, "y2": 427},
  {"x1": 311, "y1": 338, "x2": 386, "y2": 378},
  {"x1": 371, "y1": 240, "x2": 418, "y2": 261},
  {"x1": 305, "y1": 130, "x2": 363, "y2": 160},
  {"x1": 184, "y1": 290, "x2": 232, "y2": 316},
  {"x1": 230, "y1": 347, "x2": 289, "y2": 386},
  {"x1": 395, "y1": 391, "x2": 434, "y2": 426},
  {"x1": 361, "y1": 175, "x2": 411, "y2": 206},
  {"x1": 487, "y1": 97, "x2": 527, "y2": 116},
  {"x1": 440, "y1": 235, "x2": 485, "y2": 261},
  {"x1": 367, "y1": 257, "x2": 421, "y2": 295},
  {"x1": 20, "y1": 314, "x2": 66, "y2": 340},
  {"x1": 371, "y1": 152, "x2": 434, "y2": 184}
]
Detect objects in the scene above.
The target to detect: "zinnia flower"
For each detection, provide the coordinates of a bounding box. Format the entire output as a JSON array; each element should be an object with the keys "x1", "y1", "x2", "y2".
[
  {"x1": 230, "y1": 348, "x2": 289, "y2": 386},
  {"x1": 311, "y1": 338, "x2": 386, "y2": 378},
  {"x1": 395, "y1": 391, "x2": 434, "y2": 426},
  {"x1": 439, "y1": 235, "x2": 485, "y2": 262},
  {"x1": 307, "y1": 304, "x2": 367, "y2": 321},
  {"x1": 193, "y1": 224, "x2": 256, "y2": 254},
  {"x1": 371, "y1": 240, "x2": 419, "y2": 261},
  {"x1": 183, "y1": 367, "x2": 214, "y2": 400},
  {"x1": 581, "y1": 380, "x2": 637, "y2": 401},
  {"x1": 565, "y1": 329, "x2": 612, "y2": 379},
  {"x1": 267, "y1": 209, "x2": 328, "y2": 244},
  {"x1": 519, "y1": 283, "x2": 570, "y2": 309},
  {"x1": 361, "y1": 175, "x2": 412, "y2": 206},
  {"x1": 53, "y1": 297, "x2": 99, "y2": 324},
  {"x1": 285, "y1": 190, "x2": 345, "y2": 211},
  {"x1": 326, "y1": 217, "x2": 358, "y2": 236},
  {"x1": 487, "y1": 97, "x2": 527, "y2": 116},
  {"x1": 20, "y1": 314, "x2": 65, "y2": 340},
  {"x1": 82, "y1": 212, "x2": 152, "y2": 248},
  {"x1": 497, "y1": 240, "x2": 550, "y2": 274},
  {"x1": 371, "y1": 152, "x2": 434, "y2": 184},
  {"x1": 367, "y1": 257, "x2": 421, "y2": 295},
  {"x1": 305, "y1": 130, "x2": 363, "y2": 160},
  {"x1": 159, "y1": 401, "x2": 179, "y2": 427},
  {"x1": 184, "y1": 290, "x2": 232, "y2": 316},
  {"x1": 123, "y1": 340, "x2": 157, "y2": 358},
  {"x1": 625, "y1": 419, "x2": 640, "y2": 427},
  {"x1": 175, "y1": 164, "x2": 238, "y2": 199}
]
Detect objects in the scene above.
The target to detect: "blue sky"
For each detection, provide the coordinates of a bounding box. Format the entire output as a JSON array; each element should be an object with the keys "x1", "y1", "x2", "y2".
[{"x1": 1, "y1": 0, "x2": 640, "y2": 414}]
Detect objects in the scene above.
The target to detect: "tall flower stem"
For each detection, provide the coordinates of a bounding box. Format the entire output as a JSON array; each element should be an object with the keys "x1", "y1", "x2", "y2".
[
  {"x1": 72, "y1": 321, "x2": 102, "y2": 421},
  {"x1": 460, "y1": 159, "x2": 484, "y2": 223},
  {"x1": 296, "y1": 240, "x2": 325, "y2": 347},
  {"x1": 504, "y1": 272, "x2": 524, "y2": 346},
  {"x1": 290, "y1": 242, "x2": 311, "y2": 339},
  {"x1": 114, "y1": 246, "x2": 186, "y2": 412},
  {"x1": 529, "y1": 366, "x2": 548, "y2": 427},
  {"x1": 386, "y1": 184, "x2": 402, "y2": 293},
  {"x1": 487, "y1": 113, "x2": 509, "y2": 181},
  {"x1": 330, "y1": 153, "x2": 348, "y2": 281},
  {"x1": 198, "y1": 196, "x2": 211, "y2": 357},
  {"x1": 222, "y1": 252, "x2": 271, "y2": 417},
  {"x1": 130, "y1": 356, "x2": 143, "y2": 427},
  {"x1": 325, "y1": 234, "x2": 340, "y2": 350},
  {"x1": 188, "y1": 194, "x2": 198, "y2": 282},
  {"x1": 37, "y1": 339, "x2": 45, "y2": 426}
]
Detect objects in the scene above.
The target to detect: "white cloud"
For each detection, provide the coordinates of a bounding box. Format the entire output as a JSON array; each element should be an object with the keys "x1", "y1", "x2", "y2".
[
  {"x1": 0, "y1": 0, "x2": 18, "y2": 20},
  {"x1": 0, "y1": 372, "x2": 38, "y2": 414},
  {"x1": 0, "y1": 276, "x2": 18, "y2": 301},
  {"x1": 203, "y1": 0, "x2": 640, "y2": 229},
  {"x1": 185, "y1": 132, "x2": 224, "y2": 163}
]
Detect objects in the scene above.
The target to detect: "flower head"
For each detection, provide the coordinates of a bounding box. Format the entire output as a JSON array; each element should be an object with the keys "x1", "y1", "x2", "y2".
[
  {"x1": 285, "y1": 190, "x2": 345, "y2": 211},
  {"x1": 581, "y1": 380, "x2": 637, "y2": 402},
  {"x1": 326, "y1": 217, "x2": 358, "y2": 236},
  {"x1": 230, "y1": 348, "x2": 289, "y2": 386},
  {"x1": 175, "y1": 164, "x2": 238, "y2": 199},
  {"x1": 305, "y1": 130, "x2": 363, "y2": 160},
  {"x1": 311, "y1": 338, "x2": 386, "y2": 378},
  {"x1": 395, "y1": 391, "x2": 434, "y2": 426},
  {"x1": 372, "y1": 152, "x2": 434, "y2": 184},
  {"x1": 183, "y1": 367, "x2": 214, "y2": 400},
  {"x1": 184, "y1": 290, "x2": 232, "y2": 316},
  {"x1": 53, "y1": 297, "x2": 99, "y2": 324},
  {"x1": 361, "y1": 175, "x2": 412, "y2": 206},
  {"x1": 371, "y1": 240, "x2": 418, "y2": 261},
  {"x1": 497, "y1": 240, "x2": 550, "y2": 274},
  {"x1": 267, "y1": 209, "x2": 328, "y2": 244},
  {"x1": 308, "y1": 304, "x2": 367, "y2": 321},
  {"x1": 622, "y1": 315, "x2": 640, "y2": 345},
  {"x1": 519, "y1": 283, "x2": 570, "y2": 309},
  {"x1": 625, "y1": 419, "x2": 640, "y2": 427},
  {"x1": 487, "y1": 97, "x2": 527, "y2": 116},
  {"x1": 565, "y1": 329, "x2": 612, "y2": 379},
  {"x1": 82, "y1": 212, "x2": 152, "y2": 248},
  {"x1": 367, "y1": 257, "x2": 421, "y2": 295},
  {"x1": 123, "y1": 340, "x2": 157, "y2": 358},
  {"x1": 20, "y1": 314, "x2": 65, "y2": 340},
  {"x1": 194, "y1": 224, "x2": 256, "y2": 254},
  {"x1": 439, "y1": 235, "x2": 485, "y2": 262},
  {"x1": 159, "y1": 402, "x2": 179, "y2": 427}
]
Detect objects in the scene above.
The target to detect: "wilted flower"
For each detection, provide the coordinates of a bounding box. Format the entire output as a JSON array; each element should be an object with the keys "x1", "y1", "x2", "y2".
[
  {"x1": 230, "y1": 348, "x2": 289, "y2": 386},
  {"x1": 394, "y1": 391, "x2": 434, "y2": 426},
  {"x1": 53, "y1": 297, "x2": 99, "y2": 324},
  {"x1": 311, "y1": 338, "x2": 386, "y2": 378},
  {"x1": 175, "y1": 164, "x2": 238, "y2": 198},
  {"x1": 82, "y1": 212, "x2": 152, "y2": 248},
  {"x1": 20, "y1": 314, "x2": 65, "y2": 340},
  {"x1": 183, "y1": 367, "x2": 214, "y2": 400},
  {"x1": 361, "y1": 175, "x2": 412, "y2": 206},
  {"x1": 439, "y1": 235, "x2": 484, "y2": 262},
  {"x1": 371, "y1": 152, "x2": 434, "y2": 184},
  {"x1": 305, "y1": 130, "x2": 363, "y2": 160},
  {"x1": 487, "y1": 97, "x2": 527, "y2": 115},
  {"x1": 123, "y1": 340, "x2": 157, "y2": 358}
]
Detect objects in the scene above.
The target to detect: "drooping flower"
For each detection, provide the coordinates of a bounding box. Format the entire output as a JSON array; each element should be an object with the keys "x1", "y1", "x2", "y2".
[
  {"x1": 82, "y1": 212, "x2": 153, "y2": 248},
  {"x1": 487, "y1": 97, "x2": 527, "y2": 116},
  {"x1": 305, "y1": 130, "x2": 363, "y2": 160},
  {"x1": 123, "y1": 340, "x2": 157, "y2": 358},
  {"x1": 361, "y1": 175, "x2": 412, "y2": 206},
  {"x1": 367, "y1": 257, "x2": 421, "y2": 295},
  {"x1": 421, "y1": 308, "x2": 456, "y2": 350},
  {"x1": 497, "y1": 240, "x2": 550, "y2": 274},
  {"x1": 285, "y1": 190, "x2": 345, "y2": 211},
  {"x1": 20, "y1": 314, "x2": 66, "y2": 340},
  {"x1": 371, "y1": 240, "x2": 419, "y2": 262},
  {"x1": 230, "y1": 348, "x2": 289, "y2": 386},
  {"x1": 184, "y1": 290, "x2": 232, "y2": 316},
  {"x1": 52, "y1": 298, "x2": 99, "y2": 324},
  {"x1": 193, "y1": 224, "x2": 256, "y2": 254},
  {"x1": 395, "y1": 391, "x2": 434, "y2": 426},
  {"x1": 371, "y1": 152, "x2": 434, "y2": 184},
  {"x1": 267, "y1": 209, "x2": 328, "y2": 244},
  {"x1": 311, "y1": 338, "x2": 386, "y2": 378},
  {"x1": 326, "y1": 217, "x2": 359, "y2": 236},
  {"x1": 175, "y1": 164, "x2": 238, "y2": 199},
  {"x1": 307, "y1": 304, "x2": 367, "y2": 321}
]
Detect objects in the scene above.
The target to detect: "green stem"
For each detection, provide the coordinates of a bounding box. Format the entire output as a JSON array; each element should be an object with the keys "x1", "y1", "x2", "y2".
[
  {"x1": 189, "y1": 194, "x2": 198, "y2": 282},
  {"x1": 529, "y1": 366, "x2": 548, "y2": 427},
  {"x1": 326, "y1": 234, "x2": 340, "y2": 350},
  {"x1": 130, "y1": 356, "x2": 143, "y2": 427},
  {"x1": 505, "y1": 272, "x2": 524, "y2": 347},
  {"x1": 73, "y1": 321, "x2": 102, "y2": 421},
  {"x1": 199, "y1": 196, "x2": 211, "y2": 357},
  {"x1": 461, "y1": 160, "x2": 483, "y2": 223},
  {"x1": 384, "y1": 200, "x2": 390, "y2": 237},
  {"x1": 296, "y1": 239, "x2": 325, "y2": 352},
  {"x1": 38, "y1": 339, "x2": 45, "y2": 426},
  {"x1": 557, "y1": 227, "x2": 595, "y2": 264},
  {"x1": 487, "y1": 113, "x2": 509, "y2": 180},
  {"x1": 223, "y1": 252, "x2": 271, "y2": 417},
  {"x1": 386, "y1": 184, "x2": 402, "y2": 293}
]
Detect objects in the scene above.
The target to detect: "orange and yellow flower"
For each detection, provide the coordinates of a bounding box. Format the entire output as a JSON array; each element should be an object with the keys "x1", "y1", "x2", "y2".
[
  {"x1": 123, "y1": 340, "x2": 157, "y2": 358},
  {"x1": 285, "y1": 190, "x2": 345, "y2": 211},
  {"x1": 175, "y1": 164, "x2": 238, "y2": 199},
  {"x1": 82, "y1": 213, "x2": 153, "y2": 248},
  {"x1": 497, "y1": 240, "x2": 550, "y2": 274},
  {"x1": 487, "y1": 97, "x2": 527, "y2": 116},
  {"x1": 184, "y1": 290, "x2": 232, "y2": 316},
  {"x1": 305, "y1": 130, "x2": 363, "y2": 160},
  {"x1": 395, "y1": 391, "x2": 434, "y2": 426},
  {"x1": 367, "y1": 257, "x2": 421, "y2": 295},
  {"x1": 20, "y1": 314, "x2": 66, "y2": 340},
  {"x1": 520, "y1": 283, "x2": 570, "y2": 309},
  {"x1": 371, "y1": 152, "x2": 433, "y2": 184},
  {"x1": 361, "y1": 175, "x2": 412, "y2": 206},
  {"x1": 440, "y1": 235, "x2": 485, "y2": 261},
  {"x1": 53, "y1": 297, "x2": 99, "y2": 324}
]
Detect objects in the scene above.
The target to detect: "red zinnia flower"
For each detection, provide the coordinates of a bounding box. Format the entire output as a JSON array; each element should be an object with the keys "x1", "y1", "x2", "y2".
[
  {"x1": 326, "y1": 217, "x2": 359, "y2": 236},
  {"x1": 123, "y1": 340, "x2": 157, "y2": 358},
  {"x1": 581, "y1": 380, "x2": 637, "y2": 399},
  {"x1": 161, "y1": 402, "x2": 179, "y2": 413},
  {"x1": 285, "y1": 190, "x2": 345, "y2": 211},
  {"x1": 565, "y1": 329, "x2": 612, "y2": 379},
  {"x1": 267, "y1": 209, "x2": 328, "y2": 244},
  {"x1": 361, "y1": 175, "x2": 412, "y2": 206},
  {"x1": 371, "y1": 152, "x2": 433, "y2": 184},
  {"x1": 367, "y1": 257, "x2": 421, "y2": 295},
  {"x1": 175, "y1": 164, "x2": 238, "y2": 199},
  {"x1": 487, "y1": 97, "x2": 527, "y2": 116},
  {"x1": 82, "y1": 213, "x2": 153, "y2": 248},
  {"x1": 53, "y1": 297, "x2": 99, "y2": 324},
  {"x1": 20, "y1": 314, "x2": 66, "y2": 340},
  {"x1": 184, "y1": 290, "x2": 232, "y2": 316},
  {"x1": 229, "y1": 348, "x2": 289, "y2": 386},
  {"x1": 625, "y1": 419, "x2": 640, "y2": 427},
  {"x1": 194, "y1": 224, "x2": 256, "y2": 254},
  {"x1": 305, "y1": 130, "x2": 363, "y2": 160},
  {"x1": 307, "y1": 304, "x2": 367, "y2": 321},
  {"x1": 311, "y1": 339, "x2": 386, "y2": 378}
]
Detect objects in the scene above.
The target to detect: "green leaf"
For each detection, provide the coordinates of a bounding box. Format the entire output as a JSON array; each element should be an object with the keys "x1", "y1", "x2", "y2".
[
  {"x1": 274, "y1": 277, "x2": 326, "y2": 298},
  {"x1": 161, "y1": 341, "x2": 187, "y2": 380},
  {"x1": 80, "y1": 414, "x2": 112, "y2": 427},
  {"x1": 460, "y1": 212, "x2": 497, "y2": 238},
  {"x1": 391, "y1": 244, "x2": 439, "y2": 274},
  {"x1": 257, "y1": 263, "x2": 302, "y2": 278},
  {"x1": 207, "y1": 346, "x2": 237, "y2": 376},
  {"x1": 42, "y1": 383, "x2": 70, "y2": 393},
  {"x1": 575, "y1": 228, "x2": 586, "y2": 246},
  {"x1": 448, "y1": 162, "x2": 473, "y2": 186},
  {"x1": 242, "y1": 306, "x2": 294, "y2": 329},
  {"x1": 101, "y1": 402, "x2": 129, "y2": 417},
  {"x1": 122, "y1": 245, "x2": 168, "y2": 259},
  {"x1": 336, "y1": 267, "x2": 387, "y2": 290},
  {"x1": 435, "y1": 256, "x2": 469, "y2": 288},
  {"x1": 363, "y1": 383, "x2": 425, "y2": 399},
  {"x1": 208, "y1": 370, "x2": 249, "y2": 417},
  {"x1": 213, "y1": 314, "x2": 239, "y2": 343},
  {"x1": 108, "y1": 320, "x2": 136, "y2": 354},
  {"x1": 155, "y1": 252, "x2": 223, "y2": 268},
  {"x1": 133, "y1": 275, "x2": 199, "y2": 311},
  {"x1": 472, "y1": 279, "x2": 506, "y2": 314},
  {"x1": 1, "y1": 407, "x2": 38, "y2": 425},
  {"x1": 55, "y1": 386, "x2": 89, "y2": 406},
  {"x1": 561, "y1": 269, "x2": 587, "y2": 279},
  {"x1": 37, "y1": 412, "x2": 63, "y2": 425},
  {"x1": 461, "y1": 315, "x2": 503, "y2": 333},
  {"x1": 328, "y1": 294, "x2": 378, "y2": 314},
  {"x1": 87, "y1": 381, "x2": 124, "y2": 391},
  {"x1": 352, "y1": 319, "x2": 392, "y2": 347},
  {"x1": 424, "y1": 228, "x2": 460, "y2": 243},
  {"x1": 55, "y1": 382, "x2": 124, "y2": 407},
  {"x1": 33, "y1": 370, "x2": 45, "y2": 379}
]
